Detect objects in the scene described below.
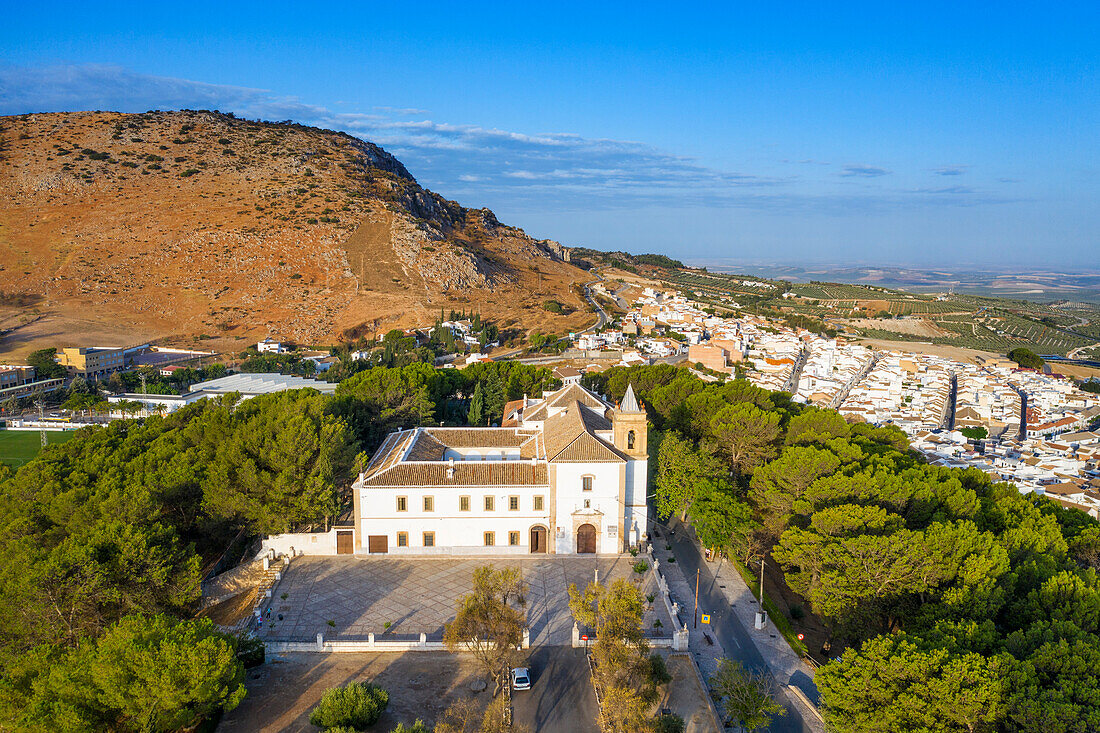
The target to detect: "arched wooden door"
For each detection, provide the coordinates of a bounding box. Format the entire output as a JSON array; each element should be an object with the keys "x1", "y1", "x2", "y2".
[
  {"x1": 530, "y1": 525, "x2": 548, "y2": 553},
  {"x1": 577, "y1": 523, "x2": 597, "y2": 554}
]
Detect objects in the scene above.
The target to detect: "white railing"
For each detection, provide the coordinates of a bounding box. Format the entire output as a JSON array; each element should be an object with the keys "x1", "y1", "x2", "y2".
[{"x1": 267, "y1": 627, "x2": 531, "y2": 653}]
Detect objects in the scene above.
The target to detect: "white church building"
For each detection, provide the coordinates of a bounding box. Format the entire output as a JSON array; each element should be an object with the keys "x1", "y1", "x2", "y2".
[{"x1": 346, "y1": 382, "x2": 650, "y2": 556}]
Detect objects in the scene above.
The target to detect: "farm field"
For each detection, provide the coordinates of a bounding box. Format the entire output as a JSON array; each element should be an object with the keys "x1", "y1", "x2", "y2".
[
  {"x1": 0, "y1": 430, "x2": 76, "y2": 468},
  {"x1": 623, "y1": 263, "x2": 1100, "y2": 358}
]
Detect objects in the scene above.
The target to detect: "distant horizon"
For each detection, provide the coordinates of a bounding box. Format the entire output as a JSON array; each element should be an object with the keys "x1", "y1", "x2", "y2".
[{"x1": 680, "y1": 259, "x2": 1100, "y2": 275}]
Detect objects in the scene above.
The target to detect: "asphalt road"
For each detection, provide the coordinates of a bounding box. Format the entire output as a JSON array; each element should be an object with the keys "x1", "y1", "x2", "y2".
[
  {"x1": 513, "y1": 646, "x2": 600, "y2": 733},
  {"x1": 580, "y1": 278, "x2": 610, "y2": 333},
  {"x1": 658, "y1": 518, "x2": 815, "y2": 733}
]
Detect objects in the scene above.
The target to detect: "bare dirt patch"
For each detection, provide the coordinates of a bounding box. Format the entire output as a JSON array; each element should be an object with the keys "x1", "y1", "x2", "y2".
[
  {"x1": 1051, "y1": 362, "x2": 1100, "y2": 381},
  {"x1": 657, "y1": 652, "x2": 720, "y2": 733},
  {"x1": 842, "y1": 317, "x2": 950, "y2": 337},
  {"x1": 199, "y1": 588, "x2": 258, "y2": 627},
  {"x1": 850, "y1": 338, "x2": 1003, "y2": 365},
  {"x1": 218, "y1": 651, "x2": 492, "y2": 733}
]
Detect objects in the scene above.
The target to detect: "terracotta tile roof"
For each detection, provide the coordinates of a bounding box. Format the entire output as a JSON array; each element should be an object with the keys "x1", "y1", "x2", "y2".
[
  {"x1": 365, "y1": 430, "x2": 417, "y2": 474},
  {"x1": 361, "y1": 461, "x2": 549, "y2": 488},
  {"x1": 501, "y1": 398, "x2": 525, "y2": 427},
  {"x1": 543, "y1": 402, "x2": 626, "y2": 463},
  {"x1": 578, "y1": 406, "x2": 613, "y2": 432},
  {"x1": 424, "y1": 427, "x2": 537, "y2": 448},
  {"x1": 403, "y1": 431, "x2": 447, "y2": 462},
  {"x1": 522, "y1": 383, "x2": 612, "y2": 422},
  {"x1": 1044, "y1": 482, "x2": 1085, "y2": 495}
]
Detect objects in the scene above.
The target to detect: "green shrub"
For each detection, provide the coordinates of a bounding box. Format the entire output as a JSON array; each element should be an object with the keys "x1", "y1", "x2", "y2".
[
  {"x1": 633, "y1": 561, "x2": 649, "y2": 574},
  {"x1": 389, "y1": 722, "x2": 430, "y2": 733},
  {"x1": 654, "y1": 713, "x2": 684, "y2": 733},
  {"x1": 309, "y1": 681, "x2": 389, "y2": 729},
  {"x1": 542, "y1": 300, "x2": 564, "y2": 314},
  {"x1": 648, "y1": 652, "x2": 672, "y2": 685},
  {"x1": 237, "y1": 634, "x2": 265, "y2": 668},
  {"x1": 789, "y1": 604, "x2": 805, "y2": 621}
]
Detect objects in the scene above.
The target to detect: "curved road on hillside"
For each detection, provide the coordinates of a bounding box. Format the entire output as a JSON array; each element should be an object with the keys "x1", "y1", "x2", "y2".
[{"x1": 580, "y1": 275, "x2": 610, "y2": 334}]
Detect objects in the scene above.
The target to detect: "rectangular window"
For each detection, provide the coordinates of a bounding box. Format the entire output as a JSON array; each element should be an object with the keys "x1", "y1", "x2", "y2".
[
  {"x1": 396, "y1": 496, "x2": 407, "y2": 512},
  {"x1": 423, "y1": 532, "x2": 435, "y2": 547},
  {"x1": 459, "y1": 496, "x2": 470, "y2": 512},
  {"x1": 397, "y1": 532, "x2": 408, "y2": 547},
  {"x1": 509, "y1": 531, "x2": 520, "y2": 546},
  {"x1": 423, "y1": 496, "x2": 434, "y2": 512},
  {"x1": 533, "y1": 495, "x2": 544, "y2": 511},
  {"x1": 509, "y1": 495, "x2": 519, "y2": 511},
  {"x1": 484, "y1": 531, "x2": 495, "y2": 546},
  {"x1": 484, "y1": 496, "x2": 495, "y2": 511},
  {"x1": 582, "y1": 476, "x2": 593, "y2": 491}
]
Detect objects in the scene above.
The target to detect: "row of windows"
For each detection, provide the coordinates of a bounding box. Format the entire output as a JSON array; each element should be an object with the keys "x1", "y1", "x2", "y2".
[
  {"x1": 396, "y1": 495, "x2": 545, "y2": 512},
  {"x1": 396, "y1": 531, "x2": 522, "y2": 547}
]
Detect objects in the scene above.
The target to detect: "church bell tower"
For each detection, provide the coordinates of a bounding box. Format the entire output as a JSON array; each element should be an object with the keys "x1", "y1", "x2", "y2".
[{"x1": 613, "y1": 384, "x2": 648, "y2": 457}]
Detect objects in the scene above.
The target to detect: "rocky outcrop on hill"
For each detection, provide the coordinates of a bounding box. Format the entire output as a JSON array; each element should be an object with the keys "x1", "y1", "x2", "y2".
[{"x1": 0, "y1": 110, "x2": 589, "y2": 351}]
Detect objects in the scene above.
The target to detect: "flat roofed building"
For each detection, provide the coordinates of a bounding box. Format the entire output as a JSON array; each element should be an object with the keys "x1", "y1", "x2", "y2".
[
  {"x1": 58, "y1": 347, "x2": 125, "y2": 379},
  {"x1": 107, "y1": 372, "x2": 336, "y2": 416},
  {"x1": 0, "y1": 365, "x2": 35, "y2": 389},
  {"x1": 189, "y1": 372, "x2": 337, "y2": 396},
  {"x1": 351, "y1": 382, "x2": 649, "y2": 556}
]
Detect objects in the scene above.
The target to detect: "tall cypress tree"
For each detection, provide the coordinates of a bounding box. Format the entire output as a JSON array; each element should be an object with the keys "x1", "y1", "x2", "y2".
[
  {"x1": 467, "y1": 381, "x2": 485, "y2": 426},
  {"x1": 483, "y1": 370, "x2": 506, "y2": 426}
]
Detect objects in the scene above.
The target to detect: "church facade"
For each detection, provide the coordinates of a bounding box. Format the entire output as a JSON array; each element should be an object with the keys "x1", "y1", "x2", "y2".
[{"x1": 349, "y1": 382, "x2": 649, "y2": 555}]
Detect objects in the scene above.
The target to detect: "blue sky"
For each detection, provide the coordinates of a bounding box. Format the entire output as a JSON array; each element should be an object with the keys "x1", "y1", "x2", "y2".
[{"x1": 1, "y1": 2, "x2": 1097, "y2": 267}]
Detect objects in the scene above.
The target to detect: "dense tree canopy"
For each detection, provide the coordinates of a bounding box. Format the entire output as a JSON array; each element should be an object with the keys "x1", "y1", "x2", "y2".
[
  {"x1": 1, "y1": 614, "x2": 245, "y2": 733},
  {"x1": 1007, "y1": 348, "x2": 1044, "y2": 370},
  {"x1": 26, "y1": 347, "x2": 66, "y2": 379},
  {"x1": 621, "y1": 360, "x2": 1100, "y2": 732}
]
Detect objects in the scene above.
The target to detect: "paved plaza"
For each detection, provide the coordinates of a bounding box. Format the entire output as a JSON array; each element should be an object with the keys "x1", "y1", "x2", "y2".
[{"x1": 258, "y1": 554, "x2": 670, "y2": 646}]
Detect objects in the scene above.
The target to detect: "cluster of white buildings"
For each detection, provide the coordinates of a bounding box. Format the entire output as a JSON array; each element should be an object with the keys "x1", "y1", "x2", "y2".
[
  {"x1": 954, "y1": 369, "x2": 1022, "y2": 436},
  {"x1": 611, "y1": 284, "x2": 1100, "y2": 517},
  {"x1": 909, "y1": 429, "x2": 1100, "y2": 517},
  {"x1": 793, "y1": 341, "x2": 874, "y2": 407},
  {"x1": 840, "y1": 353, "x2": 954, "y2": 432}
]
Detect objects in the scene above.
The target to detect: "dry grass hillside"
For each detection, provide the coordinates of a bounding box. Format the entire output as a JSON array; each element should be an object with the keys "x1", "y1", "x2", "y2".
[{"x1": 0, "y1": 110, "x2": 592, "y2": 358}]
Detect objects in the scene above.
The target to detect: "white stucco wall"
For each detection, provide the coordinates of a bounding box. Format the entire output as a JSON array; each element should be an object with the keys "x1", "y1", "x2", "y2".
[
  {"x1": 552, "y1": 462, "x2": 622, "y2": 554},
  {"x1": 359, "y1": 484, "x2": 552, "y2": 554},
  {"x1": 624, "y1": 458, "x2": 649, "y2": 546},
  {"x1": 262, "y1": 529, "x2": 338, "y2": 556}
]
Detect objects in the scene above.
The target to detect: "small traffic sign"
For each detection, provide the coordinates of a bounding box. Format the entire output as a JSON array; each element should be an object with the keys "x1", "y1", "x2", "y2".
[
  {"x1": 581, "y1": 635, "x2": 588, "y2": 641},
  {"x1": 700, "y1": 614, "x2": 711, "y2": 624},
  {"x1": 797, "y1": 633, "x2": 805, "y2": 641}
]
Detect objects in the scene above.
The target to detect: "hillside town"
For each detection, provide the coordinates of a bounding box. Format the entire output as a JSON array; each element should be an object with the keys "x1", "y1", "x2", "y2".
[{"x1": 568, "y1": 284, "x2": 1100, "y2": 519}]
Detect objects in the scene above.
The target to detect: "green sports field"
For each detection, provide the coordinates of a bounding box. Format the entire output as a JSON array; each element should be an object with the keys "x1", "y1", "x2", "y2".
[{"x1": 0, "y1": 430, "x2": 77, "y2": 468}]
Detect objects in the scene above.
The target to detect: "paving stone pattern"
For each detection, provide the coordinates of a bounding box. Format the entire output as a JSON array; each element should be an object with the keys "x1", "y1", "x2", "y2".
[{"x1": 258, "y1": 555, "x2": 669, "y2": 645}]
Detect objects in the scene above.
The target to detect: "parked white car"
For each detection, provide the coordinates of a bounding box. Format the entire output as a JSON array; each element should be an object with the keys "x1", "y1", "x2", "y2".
[{"x1": 511, "y1": 667, "x2": 531, "y2": 690}]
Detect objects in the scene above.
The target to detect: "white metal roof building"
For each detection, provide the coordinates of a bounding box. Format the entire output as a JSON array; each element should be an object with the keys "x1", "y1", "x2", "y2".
[{"x1": 190, "y1": 373, "x2": 337, "y2": 395}]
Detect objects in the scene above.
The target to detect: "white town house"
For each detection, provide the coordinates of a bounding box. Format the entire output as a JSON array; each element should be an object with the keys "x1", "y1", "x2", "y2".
[{"x1": 347, "y1": 382, "x2": 649, "y2": 555}]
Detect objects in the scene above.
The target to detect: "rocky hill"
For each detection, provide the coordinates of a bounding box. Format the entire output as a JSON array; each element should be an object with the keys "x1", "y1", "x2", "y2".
[{"x1": 0, "y1": 110, "x2": 591, "y2": 356}]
